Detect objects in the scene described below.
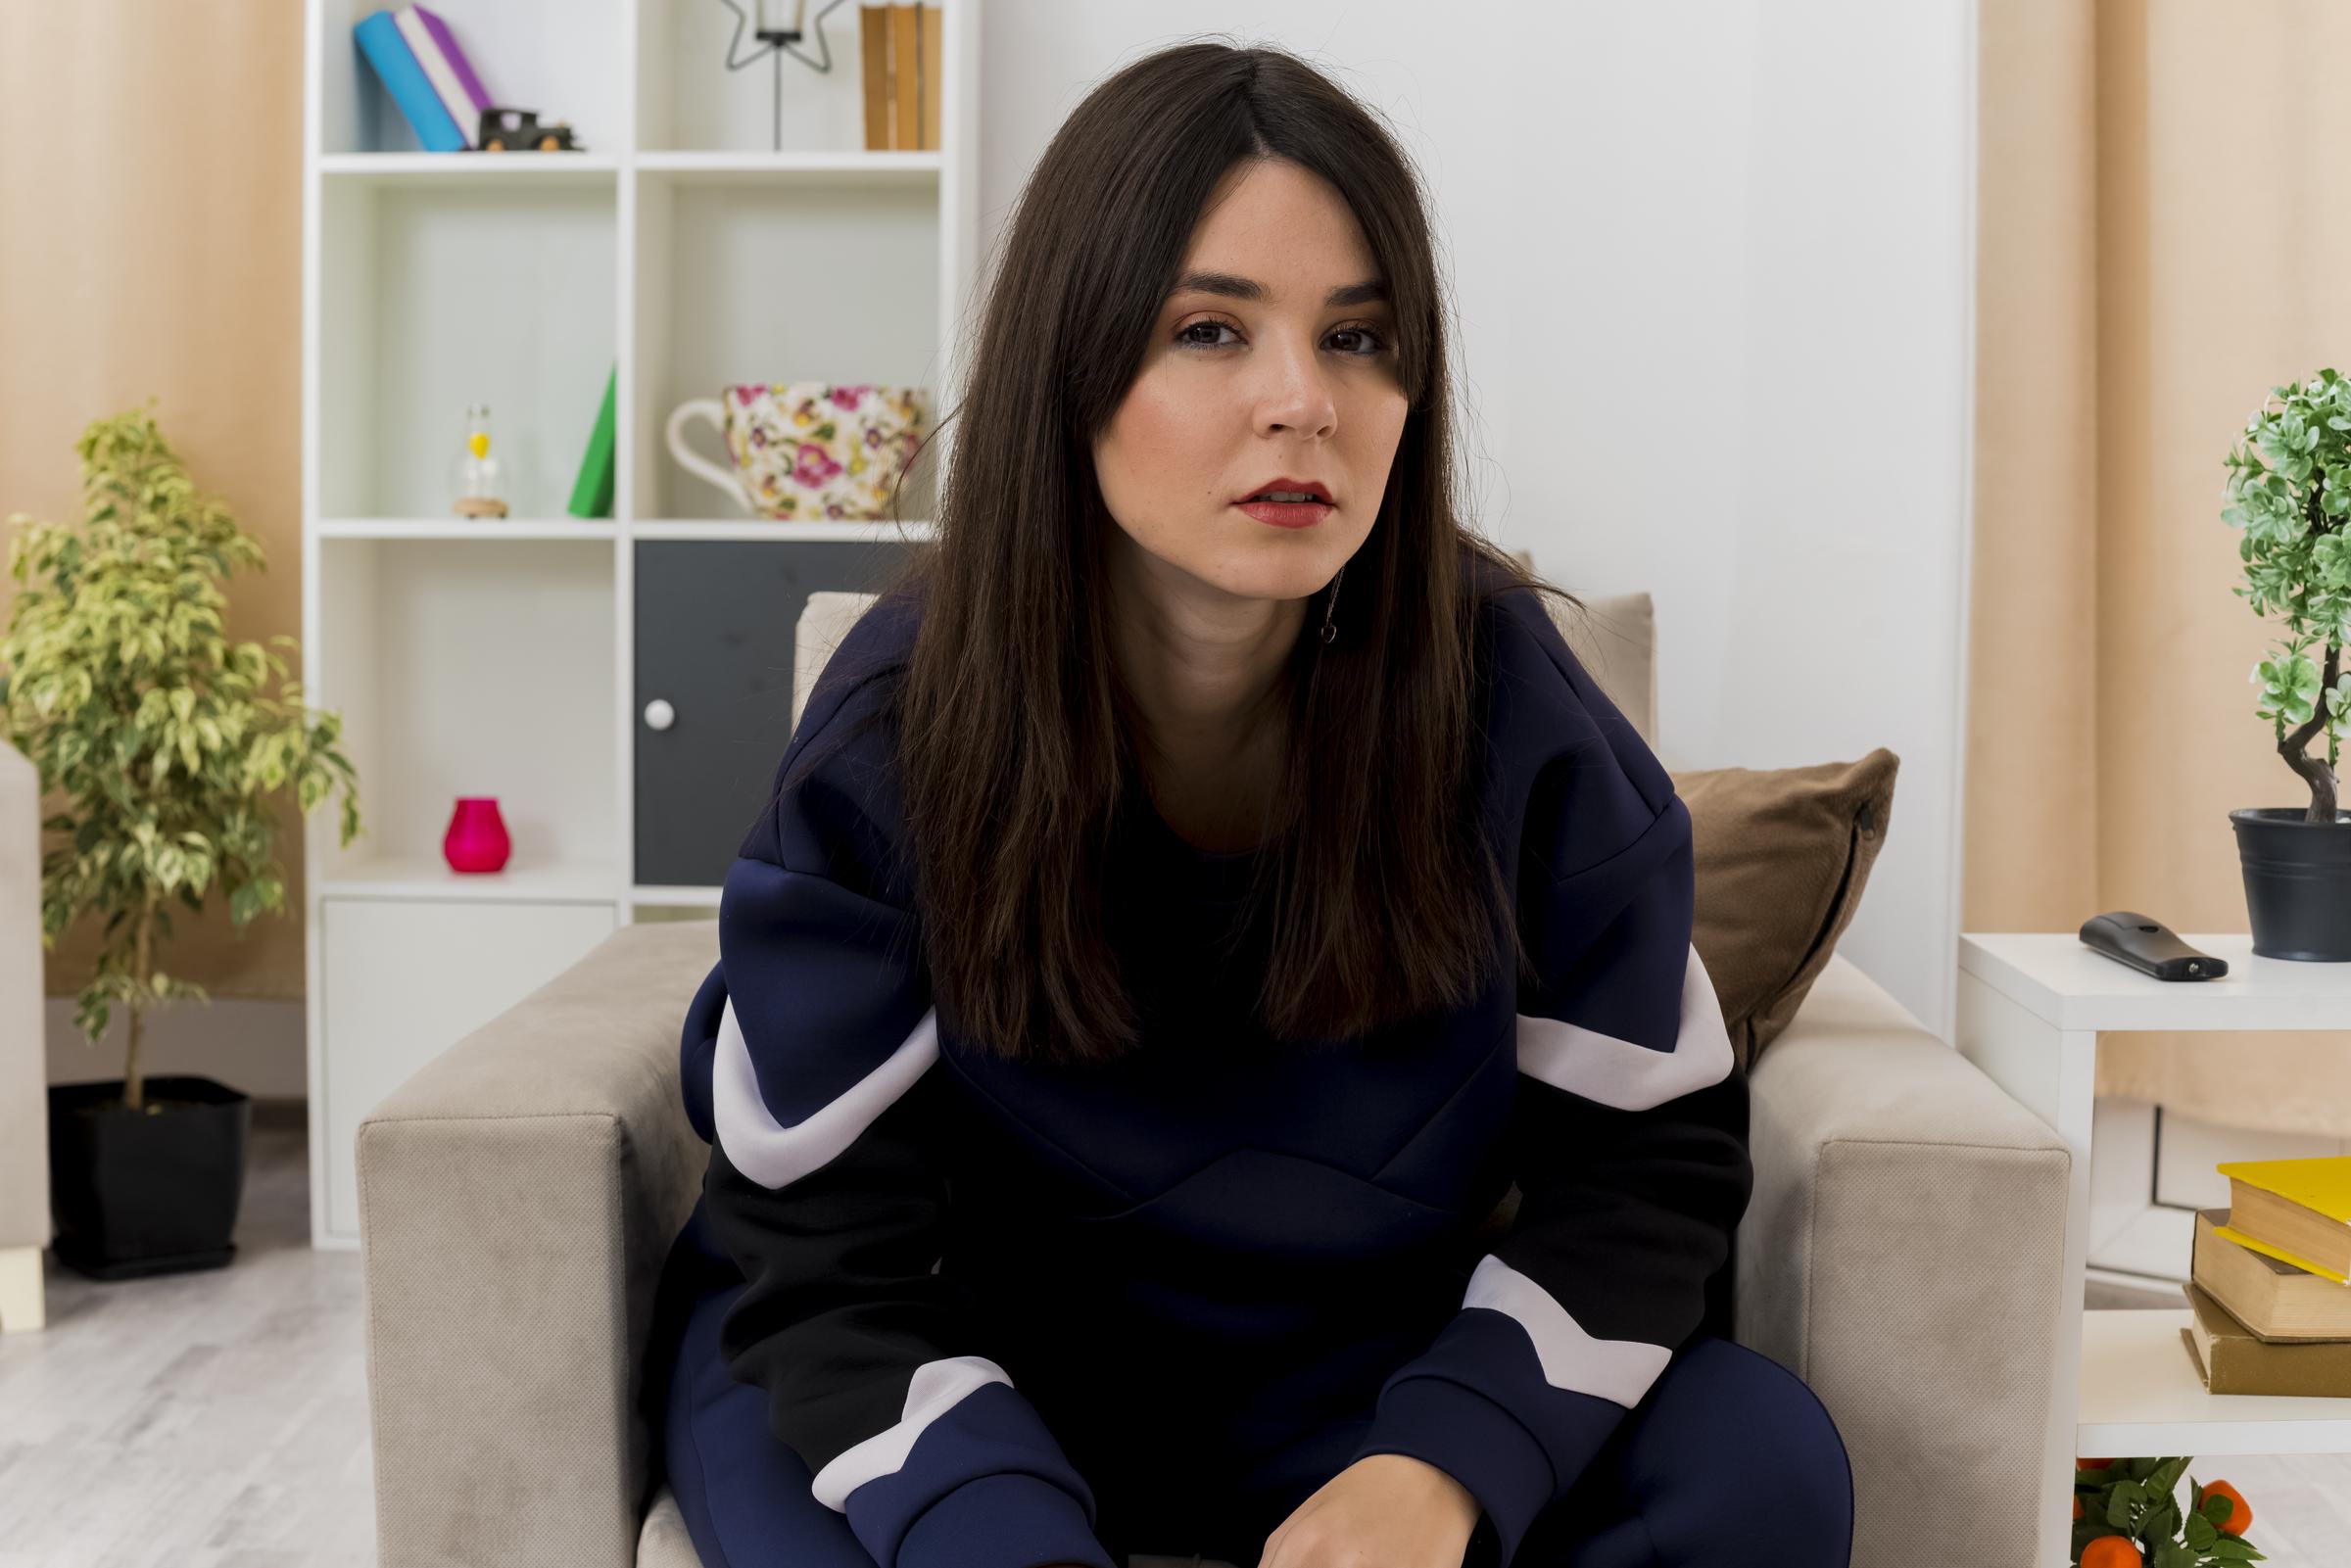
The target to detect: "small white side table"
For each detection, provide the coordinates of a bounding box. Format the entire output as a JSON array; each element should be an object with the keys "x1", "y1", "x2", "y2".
[{"x1": 1955, "y1": 931, "x2": 2351, "y2": 1568}]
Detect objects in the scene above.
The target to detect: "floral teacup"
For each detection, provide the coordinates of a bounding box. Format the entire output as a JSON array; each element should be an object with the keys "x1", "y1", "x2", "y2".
[{"x1": 665, "y1": 382, "x2": 929, "y2": 520}]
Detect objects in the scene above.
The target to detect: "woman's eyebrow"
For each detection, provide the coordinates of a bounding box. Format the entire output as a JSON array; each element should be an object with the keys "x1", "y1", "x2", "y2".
[{"x1": 1169, "y1": 271, "x2": 1390, "y2": 308}]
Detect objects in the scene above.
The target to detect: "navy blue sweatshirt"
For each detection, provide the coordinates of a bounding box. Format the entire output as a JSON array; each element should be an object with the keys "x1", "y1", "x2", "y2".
[{"x1": 670, "y1": 565, "x2": 1751, "y2": 1568}]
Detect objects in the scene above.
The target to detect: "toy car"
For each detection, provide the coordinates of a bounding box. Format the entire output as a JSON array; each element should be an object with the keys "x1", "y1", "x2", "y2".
[{"x1": 477, "y1": 108, "x2": 581, "y2": 153}]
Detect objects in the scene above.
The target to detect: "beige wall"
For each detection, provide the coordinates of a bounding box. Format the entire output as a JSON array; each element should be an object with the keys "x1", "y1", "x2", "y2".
[{"x1": 1, "y1": 2, "x2": 307, "y2": 1002}]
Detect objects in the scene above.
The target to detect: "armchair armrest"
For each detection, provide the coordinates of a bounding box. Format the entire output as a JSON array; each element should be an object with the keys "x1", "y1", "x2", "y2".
[
  {"x1": 359, "y1": 919, "x2": 717, "y2": 1568},
  {"x1": 1740, "y1": 951, "x2": 2072, "y2": 1568}
]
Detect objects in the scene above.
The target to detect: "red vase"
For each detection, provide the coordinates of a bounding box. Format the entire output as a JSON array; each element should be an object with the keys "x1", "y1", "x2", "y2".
[{"x1": 443, "y1": 796, "x2": 511, "y2": 873}]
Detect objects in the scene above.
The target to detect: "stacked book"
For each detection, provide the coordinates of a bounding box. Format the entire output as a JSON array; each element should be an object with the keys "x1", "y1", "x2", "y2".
[
  {"x1": 354, "y1": 6, "x2": 493, "y2": 153},
  {"x1": 2181, "y1": 1157, "x2": 2351, "y2": 1396},
  {"x1": 860, "y1": 2, "x2": 944, "y2": 151}
]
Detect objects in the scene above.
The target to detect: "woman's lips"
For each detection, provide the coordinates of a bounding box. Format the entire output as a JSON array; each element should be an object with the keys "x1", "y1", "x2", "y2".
[{"x1": 1234, "y1": 499, "x2": 1333, "y2": 528}]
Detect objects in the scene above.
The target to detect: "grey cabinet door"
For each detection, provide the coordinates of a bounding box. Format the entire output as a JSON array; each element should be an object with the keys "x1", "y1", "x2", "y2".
[{"x1": 634, "y1": 540, "x2": 913, "y2": 888}]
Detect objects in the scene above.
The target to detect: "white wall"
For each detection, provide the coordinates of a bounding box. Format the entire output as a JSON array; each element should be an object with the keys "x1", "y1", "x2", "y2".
[
  {"x1": 44, "y1": 3, "x2": 1975, "y2": 1105},
  {"x1": 978, "y1": 1, "x2": 1979, "y2": 1039}
]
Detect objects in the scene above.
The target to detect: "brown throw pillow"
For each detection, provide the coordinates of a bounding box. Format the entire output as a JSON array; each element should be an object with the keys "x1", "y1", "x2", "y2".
[{"x1": 1671, "y1": 748, "x2": 1899, "y2": 1075}]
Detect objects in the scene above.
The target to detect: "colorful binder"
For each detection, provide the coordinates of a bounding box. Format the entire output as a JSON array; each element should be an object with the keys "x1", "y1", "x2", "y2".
[
  {"x1": 395, "y1": 6, "x2": 493, "y2": 150},
  {"x1": 354, "y1": 10, "x2": 464, "y2": 153}
]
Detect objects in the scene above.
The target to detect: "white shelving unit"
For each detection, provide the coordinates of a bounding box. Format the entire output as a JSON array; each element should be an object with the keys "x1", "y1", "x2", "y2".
[
  {"x1": 300, "y1": 0, "x2": 974, "y2": 1248},
  {"x1": 1954, "y1": 931, "x2": 2351, "y2": 1566}
]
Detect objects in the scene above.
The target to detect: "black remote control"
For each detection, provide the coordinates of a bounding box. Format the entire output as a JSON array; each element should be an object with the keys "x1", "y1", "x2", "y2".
[{"x1": 2078, "y1": 911, "x2": 2229, "y2": 980}]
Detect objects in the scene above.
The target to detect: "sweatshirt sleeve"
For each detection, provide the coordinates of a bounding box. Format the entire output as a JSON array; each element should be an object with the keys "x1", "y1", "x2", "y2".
[
  {"x1": 684, "y1": 624, "x2": 1116, "y2": 1568},
  {"x1": 1345, "y1": 594, "x2": 1753, "y2": 1568}
]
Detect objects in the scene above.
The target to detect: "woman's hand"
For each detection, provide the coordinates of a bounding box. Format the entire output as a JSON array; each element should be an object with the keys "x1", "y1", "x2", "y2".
[{"x1": 1256, "y1": 1452, "x2": 1481, "y2": 1567}]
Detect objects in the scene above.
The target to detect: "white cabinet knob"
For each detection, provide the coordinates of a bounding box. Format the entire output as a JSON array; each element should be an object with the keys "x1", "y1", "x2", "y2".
[{"x1": 643, "y1": 698, "x2": 676, "y2": 732}]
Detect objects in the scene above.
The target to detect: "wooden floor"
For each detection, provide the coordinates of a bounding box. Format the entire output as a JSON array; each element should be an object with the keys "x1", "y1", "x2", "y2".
[
  {"x1": 0, "y1": 1109, "x2": 374, "y2": 1568},
  {"x1": 3, "y1": 1116, "x2": 2348, "y2": 1567}
]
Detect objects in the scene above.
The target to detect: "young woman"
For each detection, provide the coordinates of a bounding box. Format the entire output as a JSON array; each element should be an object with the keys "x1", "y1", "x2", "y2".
[{"x1": 647, "y1": 39, "x2": 1854, "y2": 1568}]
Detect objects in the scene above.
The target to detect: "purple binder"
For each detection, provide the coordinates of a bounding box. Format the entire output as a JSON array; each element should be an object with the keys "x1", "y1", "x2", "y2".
[{"x1": 409, "y1": 6, "x2": 492, "y2": 134}]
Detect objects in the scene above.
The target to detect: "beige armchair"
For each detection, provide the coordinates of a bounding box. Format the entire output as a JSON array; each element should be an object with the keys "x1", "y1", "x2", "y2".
[
  {"x1": 2, "y1": 740, "x2": 52, "y2": 1334},
  {"x1": 359, "y1": 592, "x2": 2074, "y2": 1568}
]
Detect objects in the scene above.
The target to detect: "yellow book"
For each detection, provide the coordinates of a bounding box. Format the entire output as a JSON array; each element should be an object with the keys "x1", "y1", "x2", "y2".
[
  {"x1": 2194, "y1": 1209, "x2": 2351, "y2": 1333},
  {"x1": 2216, "y1": 1157, "x2": 2351, "y2": 1285},
  {"x1": 2218, "y1": 1156, "x2": 2351, "y2": 1219},
  {"x1": 2213, "y1": 1221, "x2": 2349, "y2": 1286}
]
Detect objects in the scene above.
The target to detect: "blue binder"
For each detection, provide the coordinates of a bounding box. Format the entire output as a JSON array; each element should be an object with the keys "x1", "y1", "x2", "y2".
[{"x1": 354, "y1": 10, "x2": 465, "y2": 153}]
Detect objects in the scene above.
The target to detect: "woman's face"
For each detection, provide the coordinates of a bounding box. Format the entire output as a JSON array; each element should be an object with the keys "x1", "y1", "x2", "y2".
[{"x1": 1092, "y1": 157, "x2": 1408, "y2": 610}]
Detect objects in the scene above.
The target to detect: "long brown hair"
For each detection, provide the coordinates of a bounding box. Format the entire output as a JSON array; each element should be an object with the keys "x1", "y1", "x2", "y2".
[{"x1": 800, "y1": 40, "x2": 1583, "y2": 1067}]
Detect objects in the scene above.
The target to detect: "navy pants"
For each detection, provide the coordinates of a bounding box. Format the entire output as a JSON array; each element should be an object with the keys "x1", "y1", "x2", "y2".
[{"x1": 651, "y1": 1267, "x2": 1853, "y2": 1568}]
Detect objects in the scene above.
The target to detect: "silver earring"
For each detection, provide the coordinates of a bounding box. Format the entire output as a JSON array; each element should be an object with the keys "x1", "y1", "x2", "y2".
[{"x1": 1319, "y1": 564, "x2": 1343, "y2": 644}]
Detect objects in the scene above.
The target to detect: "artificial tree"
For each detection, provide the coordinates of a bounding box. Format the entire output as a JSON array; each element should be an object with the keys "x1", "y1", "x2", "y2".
[
  {"x1": 0, "y1": 404, "x2": 360, "y2": 1112},
  {"x1": 2225, "y1": 367, "x2": 2351, "y2": 822}
]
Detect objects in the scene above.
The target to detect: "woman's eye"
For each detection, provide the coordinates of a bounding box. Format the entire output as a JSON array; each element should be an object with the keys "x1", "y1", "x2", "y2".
[{"x1": 1175, "y1": 320, "x2": 1391, "y2": 356}]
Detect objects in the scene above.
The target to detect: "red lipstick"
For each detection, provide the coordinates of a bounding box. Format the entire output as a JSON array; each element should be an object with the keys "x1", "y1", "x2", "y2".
[{"x1": 1233, "y1": 476, "x2": 1334, "y2": 529}]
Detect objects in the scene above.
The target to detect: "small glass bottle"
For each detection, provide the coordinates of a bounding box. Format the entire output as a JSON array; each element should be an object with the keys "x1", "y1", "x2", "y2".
[{"x1": 452, "y1": 403, "x2": 507, "y2": 519}]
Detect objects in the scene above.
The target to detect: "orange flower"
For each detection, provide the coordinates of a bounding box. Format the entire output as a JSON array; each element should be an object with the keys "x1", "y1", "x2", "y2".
[
  {"x1": 2077, "y1": 1456, "x2": 2115, "y2": 1469},
  {"x1": 2072, "y1": 1496, "x2": 2085, "y2": 1520},
  {"x1": 2194, "y1": 1478, "x2": 2253, "y2": 1536},
  {"x1": 2081, "y1": 1536, "x2": 2141, "y2": 1567}
]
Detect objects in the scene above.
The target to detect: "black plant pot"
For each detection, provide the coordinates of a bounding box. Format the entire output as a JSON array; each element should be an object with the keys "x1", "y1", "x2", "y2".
[
  {"x1": 2231, "y1": 807, "x2": 2351, "y2": 962},
  {"x1": 47, "y1": 1075, "x2": 251, "y2": 1280}
]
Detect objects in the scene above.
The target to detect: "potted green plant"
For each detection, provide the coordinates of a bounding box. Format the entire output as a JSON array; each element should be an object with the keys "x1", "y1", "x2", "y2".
[
  {"x1": 0, "y1": 404, "x2": 360, "y2": 1279},
  {"x1": 2223, "y1": 367, "x2": 2351, "y2": 960}
]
